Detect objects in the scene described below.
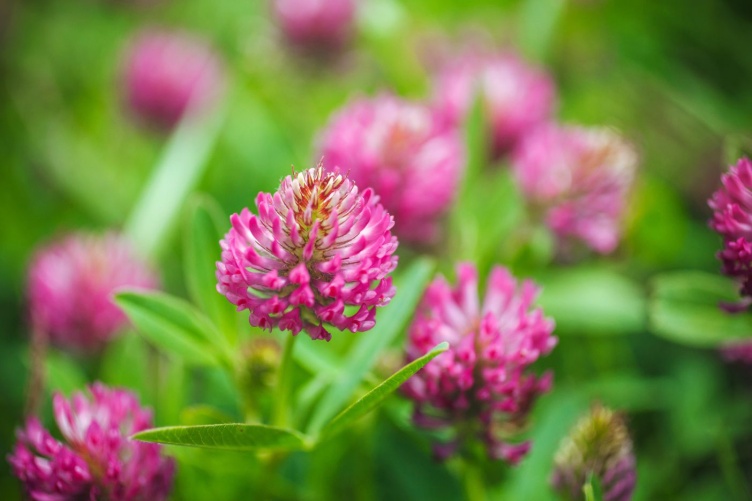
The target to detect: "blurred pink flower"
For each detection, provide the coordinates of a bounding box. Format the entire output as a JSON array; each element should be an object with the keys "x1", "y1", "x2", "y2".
[
  {"x1": 432, "y1": 51, "x2": 556, "y2": 158},
  {"x1": 512, "y1": 125, "x2": 637, "y2": 254},
  {"x1": 720, "y1": 340, "x2": 752, "y2": 364},
  {"x1": 317, "y1": 95, "x2": 465, "y2": 244},
  {"x1": 272, "y1": 0, "x2": 356, "y2": 53},
  {"x1": 709, "y1": 157, "x2": 752, "y2": 297},
  {"x1": 122, "y1": 28, "x2": 225, "y2": 130},
  {"x1": 402, "y1": 263, "x2": 556, "y2": 463},
  {"x1": 8, "y1": 383, "x2": 175, "y2": 501},
  {"x1": 27, "y1": 232, "x2": 158, "y2": 353},
  {"x1": 216, "y1": 166, "x2": 398, "y2": 341}
]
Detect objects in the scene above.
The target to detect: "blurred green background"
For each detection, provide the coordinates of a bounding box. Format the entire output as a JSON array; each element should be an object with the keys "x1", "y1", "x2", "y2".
[{"x1": 2, "y1": 0, "x2": 752, "y2": 499}]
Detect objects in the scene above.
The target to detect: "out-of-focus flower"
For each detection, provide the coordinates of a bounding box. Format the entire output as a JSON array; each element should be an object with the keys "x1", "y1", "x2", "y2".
[
  {"x1": 709, "y1": 157, "x2": 752, "y2": 297},
  {"x1": 317, "y1": 95, "x2": 465, "y2": 244},
  {"x1": 122, "y1": 28, "x2": 225, "y2": 130},
  {"x1": 271, "y1": 0, "x2": 356, "y2": 54},
  {"x1": 8, "y1": 383, "x2": 175, "y2": 501},
  {"x1": 432, "y1": 51, "x2": 556, "y2": 158},
  {"x1": 27, "y1": 232, "x2": 158, "y2": 353},
  {"x1": 720, "y1": 340, "x2": 752, "y2": 364},
  {"x1": 402, "y1": 263, "x2": 557, "y2": 463},
  {"x1": 216, "y1": 166, "x2": 398, "y2": 341},
  {"x1": 239, "y1": 337, "x2": 282, "y2": 391},
  {"x1": 512, "y1": 125, "x2": 637, "y2": 254},
  {"x1": 551, "y1": 405, "x2": 636, "y2": 501}
]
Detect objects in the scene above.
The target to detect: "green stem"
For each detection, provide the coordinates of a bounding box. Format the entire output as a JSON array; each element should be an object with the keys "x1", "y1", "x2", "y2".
[
  {"x1": 462, "y1": 460, "x2": 486, "y2": 501},
  {"x1": 272, "y1": 334, "x2": 298, "y2": 427},
  {"x1": 717, "y1": 428, "x2": 751, "y2": 501}
]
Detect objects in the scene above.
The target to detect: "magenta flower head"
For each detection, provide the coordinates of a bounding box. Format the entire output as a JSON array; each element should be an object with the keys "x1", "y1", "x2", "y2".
[
  {"x1": 216, "y1": 166, "x2": 398, "y2": 341},
  {"x1": 317, "y1": 95, "x2": 465, "y2": 245},
  {"x1": 122, "y1": 28, "x2": 225, "y2": 131},
  {"x1": 27, "y1": 232, "x2": 158, "y2": 353},
  {"x1": 551, "y1": 405, "x2": 636, "y2": 501},
  {"x1": 432, "y1": 51, "x2": 556, "y2": 158},
  {"x1": 271, "y1": 0, "x2": 356, "y2": 54},
  {"x1": 512, "y1": 125, "x2": 638, "y2": 254},
  {"x1": 8, "y1": 383, "x2": 175, "y2": 501},
  {"x1": 402, "y1": 263, "x2": 557, "y2": 463},
  {"x1": 708, "y1": 157, "x2": 752, "y2": 297}
]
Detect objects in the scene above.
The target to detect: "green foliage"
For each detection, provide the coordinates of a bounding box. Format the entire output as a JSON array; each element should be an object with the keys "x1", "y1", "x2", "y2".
[
  {"x1": 183, "y1": 195, "x2": 237, "y2": 342},
  {"x1": 114, "y1": 290, "x2": 235, "y2": 368},
  {"x1": 320, "y1": 341, "x2": 448, "y2": 438},
  {"x1": 133, "y1": 423, "x2": 311, "y2": 452},
  {"x1": 649, "y1": 271, "x2": 752, "y2": 346},
  {"x1": 537, "y1": 267, "x2": 647, "y2": 335}
]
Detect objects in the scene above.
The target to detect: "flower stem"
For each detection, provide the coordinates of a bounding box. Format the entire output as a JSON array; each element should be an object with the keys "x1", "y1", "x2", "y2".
[
  {"x1": 272, "y1": 334, "x2": 298, "y2": 427},
  {"x1": 462, "y1": 460, "x2": 486, "y2": 501}
]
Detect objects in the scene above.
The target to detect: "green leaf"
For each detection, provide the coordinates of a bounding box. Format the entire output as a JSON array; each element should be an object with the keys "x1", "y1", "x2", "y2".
[
  {"x1": 115, "y1": 290, "x2": 234, "y2": 368},
  {"x1": 518, "y1": 0, "x2": 565, "y2": 62},
  {"x1": 124, "y1": 106, "x2": 225, "y2": 259},
  {"x1": 133, "y1": 423, "x2": 310, "y2": 451},
  {"x1": 320, "y1": 341, "x2": 448, "y2": 439},
  {"x1": 649, "y1": 271, "x2": 752, "y2": 347},
  {"x1": 537, "y1": 267, "x2": 646, "y2": 335},
  {"x1": 304, "y1": 257, "x2": 436, "y2": 434},
  {"x1": 183, "y1": 194, "x2": 237, "y2": 344}
]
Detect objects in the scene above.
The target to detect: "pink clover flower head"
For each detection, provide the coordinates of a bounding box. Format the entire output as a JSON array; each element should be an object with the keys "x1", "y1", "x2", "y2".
[
  {"x1": 317, "y1": 94, "x2": 465, "y2": 244},
  {"x1": 551, "y1": 405, "x2": 636, "y2": 501},
  {"x1": 123, "y1": 28, "x2": 225, "y2": 130},
  {"x1": 216, "y1": 166, "x2": 398, "y2": 341},
  {"x1": 432, "y1": 51, "x2": 556, "y2": 158},
  {"x1": 402, "y1": 263, "x2": 557, "y2": 463},
  {"x1": 512, "y1": 124, "x2": 638, "y2": 254},
  {"x1": 708, "y1": 157, "x2": 752, "y2": 296},
  {"x1": 27, "y1": 232, "x2": 159, "y2": 353},
  {"x1": 272, "y1": 0, "x2": 356, "y2": 53},
  {"x1": 8, "y1": 383, "x2": 175, "y2": 501}
]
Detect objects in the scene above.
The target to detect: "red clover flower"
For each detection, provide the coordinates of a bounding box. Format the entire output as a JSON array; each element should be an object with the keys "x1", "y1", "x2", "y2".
[
  {"x1": 216, "y1": 166, "x2": 398, "y2": 341},
  {"x1": 402, "y1": 263, "x2": 557, "y2": 463},
  {"x1": 8, "y1": 383, "x2": 175, "y2": 501},
  {"x1": 317, "y1": 94, "x2": 465, "y2": 245},
  {"x1": 27, "y1": 232, "x2": 158, "y2": 353},
  {"x1": 512, "y1": 124, "x2": 637, "y2": 254}
]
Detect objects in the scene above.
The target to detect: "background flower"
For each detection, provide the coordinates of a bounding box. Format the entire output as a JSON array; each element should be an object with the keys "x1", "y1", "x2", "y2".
[
  {"x1": 8, "y1": 383, "x2": 175, "y2": 501},
  {"x1": 122, "y1": 28, "x2": 225, "y2": 131},
  {"x1": 551, "y1": 405, "x2": 636, "y2": 501},
  {"x1": 432, "y1": 51, "x2": 556, "y2": 158},
  {"x1": 27, "y1": 232, "x2": 158, "y2": 353},
  {"x1": 271, "y1": 0, "x2": 356, "y2": 54},
  {"x1": 402, "y1": 263, "x2": 556, "y2": 463},
  {"x1": 512, "y1": 125, "x2": 638, "y2": 254},
  {"x1": 317, "y1": 95, "x2": 465, "y2": 245}
]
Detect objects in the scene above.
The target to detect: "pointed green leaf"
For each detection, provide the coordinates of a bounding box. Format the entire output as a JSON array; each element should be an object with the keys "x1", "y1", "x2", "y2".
[
  {"x1": 183, "y1": 194, "x2": 236, "y2": 343},
  {"x1": 133, "y1": 423, "x2": 310, "y2": 451},
  {"x1": 115, "y1": 290, "x2": 233, "y2": 368},
  {"x1": 320, "y1": 342, "x2": 448, "y2": 439},
  {"x1": 305, "y1": 257, "x2": 436, "y2": 434},
  {"x1": 649, "y1": 271, "x2": 752, "y2": 347},
  {"x1": 125, "y1": 106, "x2": 225, "y2": 258}
]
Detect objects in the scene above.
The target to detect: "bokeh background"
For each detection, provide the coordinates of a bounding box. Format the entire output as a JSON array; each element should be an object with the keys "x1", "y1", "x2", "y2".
[{"x1": 2, "y1": 0, "x2": 752, "y2": 499}]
